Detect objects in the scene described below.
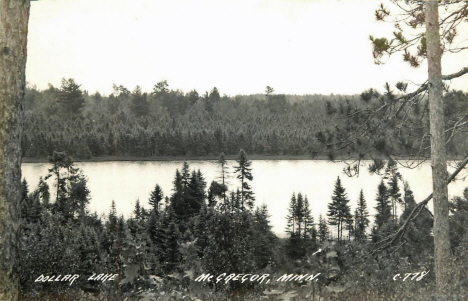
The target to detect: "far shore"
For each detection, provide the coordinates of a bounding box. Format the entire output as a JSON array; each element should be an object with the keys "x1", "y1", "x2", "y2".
[
  {"x1": 22, "y1": 154, "x2": 326, "y2": 163},
  {"x1": 22, "y1": 154, "x2": 465, "y2": 164}
]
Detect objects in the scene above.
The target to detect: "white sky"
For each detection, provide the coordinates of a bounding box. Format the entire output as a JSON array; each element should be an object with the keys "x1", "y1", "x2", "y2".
[{"x1": 26, "y1": 0, "x2": 468, "y2": 96}]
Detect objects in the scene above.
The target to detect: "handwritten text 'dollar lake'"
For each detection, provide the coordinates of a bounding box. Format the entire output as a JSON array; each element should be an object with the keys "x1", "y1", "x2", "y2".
[{"x1": 34, "y1": 273, "x2": 118, "y2": 286}]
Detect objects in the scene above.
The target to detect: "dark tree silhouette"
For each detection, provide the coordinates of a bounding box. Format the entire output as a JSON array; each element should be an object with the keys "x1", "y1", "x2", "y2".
[
  {"x1": 233, "y1": 149, "x2": 255, "y2": 210},
  {"x1": 327, "y1": 177, "x2": 351, "y2": 245},
  {"x1": 58, "y1": 78, "x2": 85, "y2": 119}
]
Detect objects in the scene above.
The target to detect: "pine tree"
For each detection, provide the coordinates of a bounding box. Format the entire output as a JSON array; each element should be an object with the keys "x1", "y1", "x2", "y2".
[
  {"x1": 153, "y1": 80, "x2": 169, "y2": 96},
  {"x1": 46, "y1": 151, "x2": 72, "y2": 209},
  {"x1": 354, "y1": 189, "x2": 370, "y2": 242},
  {"x1": 233, "y1": 149, "x2": 255, "y2": 210},
  {"x1": 68, "y1": 172, "x2": 90, "y2": 221},
  {"x1": 45, "y1": 151, "x2": 90, "y2": 221},
  {"x1": 265, "y1": 86, "x2": 274, "y2": 96},
  {"x1": 207, "y1": 180, "x2": 227, "y2": 209},
  {"x1": 0, "y1": 2, "x2": 30, "y2": 298}
]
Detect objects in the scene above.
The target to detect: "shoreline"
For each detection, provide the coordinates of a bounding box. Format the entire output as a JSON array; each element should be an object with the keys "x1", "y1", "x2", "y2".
[
  {"x1": 22, "y1": 154, "x2": 465, "y2": 164},
  {"x1": 22, "y1": 154, "x2": 327, "y2": 163}
]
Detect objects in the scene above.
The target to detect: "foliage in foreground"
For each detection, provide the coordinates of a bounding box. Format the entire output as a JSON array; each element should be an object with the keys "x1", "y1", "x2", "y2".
[{"x1": 18, "y1": 152, "x2": 468, "y2": 300}]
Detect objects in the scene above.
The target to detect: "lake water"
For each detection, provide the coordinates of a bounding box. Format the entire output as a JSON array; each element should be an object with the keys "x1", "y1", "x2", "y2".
[{"x1": 21, "y1": 160, "x2": 468, "y2": 236}]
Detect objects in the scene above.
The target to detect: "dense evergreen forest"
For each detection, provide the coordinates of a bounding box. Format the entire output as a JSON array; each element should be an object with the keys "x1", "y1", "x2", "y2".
[
  {"x1": 19, "y1": 151, "x2": 468, "y2": 300},
  {"x1": 22, "y1": 79, "x2": 468, "y2": 160}
]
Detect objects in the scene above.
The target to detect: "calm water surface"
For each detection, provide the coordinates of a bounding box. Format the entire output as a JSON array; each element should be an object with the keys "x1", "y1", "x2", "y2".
[{"x1": 21, "y1": 160, "x2": 468, "y2": 236}]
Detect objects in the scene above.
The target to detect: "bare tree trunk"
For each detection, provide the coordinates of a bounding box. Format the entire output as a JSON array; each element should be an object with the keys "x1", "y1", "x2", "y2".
[
  {"x1": 0, "y1": 1, "x2": 30, "y2": 300},
  {"x1": 425, "y1": 1, "x2": 451, "y2": 299}
]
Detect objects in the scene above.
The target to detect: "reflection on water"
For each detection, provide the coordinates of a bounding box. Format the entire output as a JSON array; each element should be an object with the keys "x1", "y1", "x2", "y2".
[{"x1": 21, "y1": 160, "x2": 468, "y2": 236}]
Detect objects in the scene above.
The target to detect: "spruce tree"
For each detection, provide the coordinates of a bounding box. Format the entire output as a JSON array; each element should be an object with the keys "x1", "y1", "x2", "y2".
[
  {"x1": 400, "y1": 181, "x2": 432, "y2": 257},
  {"x1": 20, "y1": 179, "x2": 32, "y2": 221},
  {"x1": 374, "y1": 180, "x2": 392, "y2": 228},
  {"x1": 286, "y1": 192, "x2": 315, "y2": 258},
  {"x1": 286, "y1": 193, "x2": 297, "y2": 235},
  {"x1": 354, "y1": 189, "x2": 370, "y2": 242},
  {"x1": 252, "y1": 205, "x2": 276, "y2": 269},
  {"x1": 295, "y1": 193, "x2": 305, "y2": 237},
  {"x1": 318, "y1": 214, "x2": 329, "y2": 242},
  {"x1": 229, "y1": 190, "x2": 239, "y2": 212},
  {"x1": 147, "y1": 211, "x2": 159, "y2": 249},
  {"x1": 345, "y1": 215, "x2": 354, "y2": 242},
  {"x1": 181, "y1": 161, "x2": 191, "y2": 188},
  {"x1": 109, "y1": 200, "x2": 117, "y2": 230},
  {"x1": 384, "y1": 159, "x2": 402, "y2": 222},
  {"x1": 170, "y1": 169, "x2": 185, "y2": 217},
  {"x1": 29, "y1": 194, "x2": 42, "y2": 224},
  {"x1": 58, "y1": 78, "x2": 85, "y2": 120},
  {"x1": 130, "y1": 86, "x2": 149, "y2": 117},
  {"x1": 194, "y1": 203, "x2": 209, "y2": 257},
  {"x1": 327, "y1": 177, "x2": 351, "y2": 245},
  {"x1": 218, "y1": 152, "x2": 228, "y2": 203},
  {"x1": 233, "y1": 149, "x2": 255, "y2": 210},
  {"x1": 147, "y1": 209, "x2": 166, "y2": 266},
  {"x1": 163, "y1": 207, "x2": 180, "y2": 272},
  {"x1": 218, "y1": 152, "x2": 228, "y2": 186},
  {"x1": 37, "y1": 176, "x2": 50, "y2": 208},
  {"x1": 148, "y1": 184, "x2": 164, "y2": 214},
  {"x1": 303, "y1": 196, "x2": 316, "y2": 242},
  {"x1": 186, "y1": 170, "x2": 206, "y2": 215},
  {"x1": 134, "y1": 199, "x2": 142, "y2": 220},
  {"x1": 402, "y1": 180, "x2": 415, "y2": 211}
]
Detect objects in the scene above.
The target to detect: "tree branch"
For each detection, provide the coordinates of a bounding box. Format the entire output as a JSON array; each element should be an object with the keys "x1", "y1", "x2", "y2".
[
  {"x1": 365, "y1": 155, "x2": 468, "y2": 258},
  {"x1": 442, "y1": 66, "x2": 468, "y2": 80},
  {"x1": 395, "y1": 65, "x2": 468, "y2": 116}
]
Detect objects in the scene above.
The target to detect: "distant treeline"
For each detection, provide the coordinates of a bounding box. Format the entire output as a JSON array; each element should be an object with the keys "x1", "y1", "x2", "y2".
[{"x1": 22, "y1": 79, "x2": 468, "y2": 159}]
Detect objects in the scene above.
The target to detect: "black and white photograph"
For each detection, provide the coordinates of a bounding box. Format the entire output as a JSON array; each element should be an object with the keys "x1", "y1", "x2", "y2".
[{"x1": 1, "y1": 0, "x2": 468, "y2": 300}]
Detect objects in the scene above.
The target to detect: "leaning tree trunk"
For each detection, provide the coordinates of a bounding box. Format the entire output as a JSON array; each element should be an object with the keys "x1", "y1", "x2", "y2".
[
  {"x1": 0, "y1": 1, "x2": 30, "y2": 300},
  {"x1": 425, "y1": 1, "x2": 452, "y2": 299}
]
